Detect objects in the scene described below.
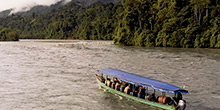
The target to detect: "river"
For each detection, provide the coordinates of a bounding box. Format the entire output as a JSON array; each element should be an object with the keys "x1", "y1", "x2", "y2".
[{"x1": 0, "y1": 40, "x2": 220, "y2": 110}]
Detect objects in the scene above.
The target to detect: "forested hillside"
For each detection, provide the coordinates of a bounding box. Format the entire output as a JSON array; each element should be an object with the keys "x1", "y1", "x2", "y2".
[
  {"x1": 0, "y1": 0, "x2": 220, "y2": 48},
  {"x1": 0, "y1": 0, "x2": 120, "y2": 18},
  {"x1": 114, "y1": 0, "x2": 220, "y2": 48},
  {"x1": 0, "y1": 1, "x2": 63, "y2": 18},
  {"x1": 0, "y1": 1, "x2": 122, "y2": 40}
]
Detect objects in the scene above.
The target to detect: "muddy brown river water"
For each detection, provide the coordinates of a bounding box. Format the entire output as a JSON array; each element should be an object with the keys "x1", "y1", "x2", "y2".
[{"x1": 0, "y1": 40, "x2": 220, "y2": 110}]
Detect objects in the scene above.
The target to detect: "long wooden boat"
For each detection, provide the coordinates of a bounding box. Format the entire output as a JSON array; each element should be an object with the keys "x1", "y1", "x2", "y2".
[{"x1": 96, "y1": 68, "x2": 189, "y2": 110}]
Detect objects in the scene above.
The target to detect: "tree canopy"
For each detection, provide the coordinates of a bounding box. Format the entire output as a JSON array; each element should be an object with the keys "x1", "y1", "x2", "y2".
[
  {"x1": 114, "y1": 0, "x2": 220, "y2": 48},
  {"x1": 0, "y1": 0, "x2": 220, "y2": 48}
]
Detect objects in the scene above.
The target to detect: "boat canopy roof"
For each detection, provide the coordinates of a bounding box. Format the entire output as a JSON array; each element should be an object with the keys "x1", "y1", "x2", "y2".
[{"x1": 98, "y1": 68, "x2": 188, "y2": 94}]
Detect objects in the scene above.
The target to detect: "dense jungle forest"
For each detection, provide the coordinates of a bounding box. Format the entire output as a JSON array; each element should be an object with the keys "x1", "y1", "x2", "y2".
[
  {"x1": 0, "y1": 26, "x2": 19, "y2": 41},
  {"x1": 0, "y1": 0, "x2": 220, "y2": 48}
]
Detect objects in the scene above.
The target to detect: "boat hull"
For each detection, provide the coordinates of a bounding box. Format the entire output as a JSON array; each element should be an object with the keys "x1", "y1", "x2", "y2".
[{"x1": 97, "y1": 79, "x2": 176, "y2": 110}]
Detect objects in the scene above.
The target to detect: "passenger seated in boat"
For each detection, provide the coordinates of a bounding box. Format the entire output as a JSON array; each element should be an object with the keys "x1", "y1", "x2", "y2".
[
  {"x1": 114, "y1": 78, "x2": 119, "y2": 84},
  {"x1": 133, "y1": 85, "x2": 139, "y2": 97},
  {"x1": 100, "y1": 73, "x2": 105, "y2": 83},
  {"x1": 115, "y1": 82, "x2": 120, "y2": 91},
  {"x1": 106, "y1": 79, "x2": 112, "y2": 87},
  {"x1": 96, "y1": 74, "x2": 105, "y2": 83},
  {"x1": 105, "y1": 78, "x2": 110, "y2": 86},
  {"x1": 138, "y1": 86, "x2": 145, "y2": 99},
  {"x1": 148, "y1": 93, "x2": 156, "y2": 102},
  {"x1": 101, "y1": 77, "x2": 105, "y2": 83},
  {"x1": 124, "y1": 84, "x2": 131, "y2": 94},
  {"x1": 135, "y1": 85, "x2": 140, "y2": 90},
  {"x1": 124, "y1": 82, "x2": 128, "y2": 87},
  {"x1": 111, "y1": 78, "x2": 119, "y2": 89},
  {"x1": 105, "y1": 80, "x2": 108, "y2": 86},
  {"x1": 133, "y1": 90, "x2": 137, "y2": 97},
  {"x1": 120, "y1": 81, "x2": 126, "y2": 92},
  {"x1": 101, "y1": 75, "x2": 105, "y2": 83},
  {"x1": 111, "y1": 82, "x2": 116, "y2": 89},
  {"x1": 120, "y1": 84, "x2": 125, "y2": 92}
]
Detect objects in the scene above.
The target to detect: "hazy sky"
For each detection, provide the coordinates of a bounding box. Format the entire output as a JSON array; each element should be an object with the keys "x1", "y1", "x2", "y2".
[{"x1": 0, "y1": 0, "x2": 71, "y2": 13}]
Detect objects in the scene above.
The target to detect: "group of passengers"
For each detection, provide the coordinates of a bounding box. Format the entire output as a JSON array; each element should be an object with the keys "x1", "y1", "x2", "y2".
[
  {"x1": 96, "y1": 75, "x2": 182, "y2": 106},
  {"x1": 105, "y1": 78, "x2": 148, "y2": 99}
]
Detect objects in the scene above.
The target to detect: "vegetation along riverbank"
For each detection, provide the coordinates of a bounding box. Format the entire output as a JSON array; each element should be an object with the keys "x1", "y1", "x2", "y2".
[
  {"x1": 0, "y1": 27, "x2": 19, "y2": 41},
  {"x1": 0, "y1": 0, "x2": 220, "y2": 48}
]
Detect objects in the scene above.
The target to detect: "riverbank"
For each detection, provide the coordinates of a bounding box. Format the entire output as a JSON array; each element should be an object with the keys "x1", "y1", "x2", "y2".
[{"x1": 19, "y1": 39, "x2": 113, "y2": 48}]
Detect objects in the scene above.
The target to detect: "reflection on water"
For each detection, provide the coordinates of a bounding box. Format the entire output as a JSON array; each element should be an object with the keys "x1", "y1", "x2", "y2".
[{"x1": 0, "y1": 40, "x2": 220, "y2": 110}]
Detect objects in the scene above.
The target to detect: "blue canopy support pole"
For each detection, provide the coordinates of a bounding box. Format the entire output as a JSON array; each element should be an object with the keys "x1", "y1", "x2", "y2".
[
  {"x1": 133, "y1": 84, "x2": 135, "y2": 93},
  {"x1": 146, "y1": 87, "x2": 148, "y2": 96},
  {"x1": 145, "y1": 87, "x2": 148, "y2": 100}
]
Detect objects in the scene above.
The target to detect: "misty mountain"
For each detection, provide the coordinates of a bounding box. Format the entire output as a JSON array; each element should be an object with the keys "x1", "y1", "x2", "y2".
[
  {"x1": 0, "y1": 0, "x2": 66, "y2": 18},
  {"x1": 0, "y1": 0, "x2": 120, "y2": 18},
  {"x1": 16, "y1": 0, "x2": 65, "y2": 16},
  {"x1": 0, "y1": 9, "x2": 12, "y2": 18}
]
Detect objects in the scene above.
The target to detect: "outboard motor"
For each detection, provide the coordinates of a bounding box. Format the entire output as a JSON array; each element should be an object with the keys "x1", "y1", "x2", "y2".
[{"x1": 177, "y1": 100, "x2": 186, "y2": 110}]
